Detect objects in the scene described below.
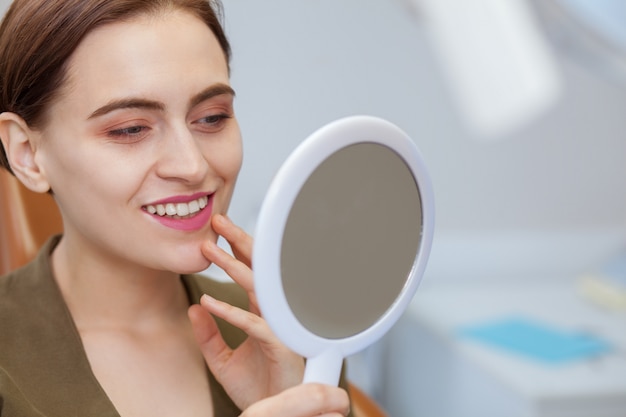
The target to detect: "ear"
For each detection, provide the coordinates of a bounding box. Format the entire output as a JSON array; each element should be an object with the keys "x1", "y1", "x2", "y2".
[{"x1": 0, "y1": 112, "x2": 51, "y2": 193}]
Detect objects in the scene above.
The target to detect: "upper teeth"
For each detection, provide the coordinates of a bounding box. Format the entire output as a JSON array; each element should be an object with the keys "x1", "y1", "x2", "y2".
[{"x1": 145, "y1": 196, "x2": 208, "y2": 217}]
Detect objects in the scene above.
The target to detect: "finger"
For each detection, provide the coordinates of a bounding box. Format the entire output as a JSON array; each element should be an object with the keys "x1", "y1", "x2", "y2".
[
  {"x1": 212, "y1": 214, "x2": 253, "y2": 267},
  {"x1": 188, "y1": 303, "x2": 234, "y2": 374},
  {"x1": 241, "y1": 384, "x2": 350, "y2": 417},
  {"x1": 201, "y1": 240, "x2": 261, "y2": 315},
  {"x1": 201, "y1": 238, "x2": 254, "y2": 294},
  {"x1": 208, "y1": 215, "x2": 263, "y2": 315},
  {"x1": 199, "y1": 294, "x2": 276, "y2": 346}
]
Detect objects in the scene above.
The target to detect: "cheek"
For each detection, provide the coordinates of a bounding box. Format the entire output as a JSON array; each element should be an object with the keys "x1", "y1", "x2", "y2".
[
  {"x1": 39, "y1": 137, "x2": 141, "y2": 206},
  {"x1": 36, "y1": 136, "x2": 85, "y2": 193},
  {"x1": 229, "y1": 141, "x2": 244, "y2": 179},
  {"x1": 208, "y1": 135, "x2": 243, "y2": 182}
]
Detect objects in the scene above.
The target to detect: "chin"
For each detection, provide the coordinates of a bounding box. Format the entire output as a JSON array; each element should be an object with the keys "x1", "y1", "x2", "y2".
[
  {"x1": 156, "y1": 240, "x2": 213, "y2": 275},
  {"x1": 174, "y1": 265, "x2": 212, "y2": 276},
  {"x1": 165, "y1": 257, "x2": 212, "y2": 275}
]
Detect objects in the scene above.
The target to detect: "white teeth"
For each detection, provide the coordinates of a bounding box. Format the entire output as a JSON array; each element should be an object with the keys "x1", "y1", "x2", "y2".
[
  {"x1": 145, "y1": 195, "x2": 209, "y2": 218},
  {"x1": 188, "y1": 199, "x2": 200, "y2": 214},
  {"x1": 176, "y1": 203, "x2": 189, "y2": 216},
  {"x1": 165, "y1": 203, "x2": 177, "y2": 216}
]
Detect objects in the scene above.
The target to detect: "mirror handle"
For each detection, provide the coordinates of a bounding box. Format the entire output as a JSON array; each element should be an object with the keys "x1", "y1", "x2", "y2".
[{"x1": 302, "y1": 348, "x2": 343, "y2": 386}]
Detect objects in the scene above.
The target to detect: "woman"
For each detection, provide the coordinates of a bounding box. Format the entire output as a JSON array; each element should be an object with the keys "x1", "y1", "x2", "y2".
[{"x1": 0, "y1": 0, "x2": 351, "y2": 416}]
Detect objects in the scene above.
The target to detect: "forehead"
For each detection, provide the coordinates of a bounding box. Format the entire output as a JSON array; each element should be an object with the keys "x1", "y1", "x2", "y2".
[{"x1": 58, "y1": 10, "x2": 229, "y2": 111}]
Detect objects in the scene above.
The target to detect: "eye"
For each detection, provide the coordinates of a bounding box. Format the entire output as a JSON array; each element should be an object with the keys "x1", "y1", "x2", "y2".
[
  {"x1": 194, "y1": 113, "x2": 232, "y2": 133},
  {"x1": 107, "y1": 125, "x2": 150, "y2": 142}
]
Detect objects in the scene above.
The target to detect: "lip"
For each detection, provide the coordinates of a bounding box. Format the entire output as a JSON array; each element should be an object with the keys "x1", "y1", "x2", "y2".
[{"x1": 143, "y1": 193, "x2": 214, "y2": 232}]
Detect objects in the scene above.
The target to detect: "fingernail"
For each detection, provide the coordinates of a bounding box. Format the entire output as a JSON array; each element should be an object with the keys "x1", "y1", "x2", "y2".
[
  {"x1": 201, "y1": 240, "x2": 217, "y2": 254},
  {"x1": 212, "y1": 215, "x2": 224, "y2": 226},
  {"x1": 201, "y1": 294, "x2": 216, "y2": 304}
]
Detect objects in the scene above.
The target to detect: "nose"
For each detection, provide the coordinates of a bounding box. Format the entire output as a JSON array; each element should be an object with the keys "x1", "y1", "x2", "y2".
[{"x1": 155, "y1": 124, "x2": 209, "y2": 183}]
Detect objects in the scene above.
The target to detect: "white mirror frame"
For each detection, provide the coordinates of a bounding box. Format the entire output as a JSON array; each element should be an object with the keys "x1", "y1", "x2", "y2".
[{"x1": 253, "y1": 115, "x2": 435, "y2": 385}]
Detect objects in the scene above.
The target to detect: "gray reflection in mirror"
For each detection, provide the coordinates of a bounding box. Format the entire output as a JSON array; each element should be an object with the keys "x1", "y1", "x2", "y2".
[{"x1": 280, "y1": 143, "x2": 422, "y2": 339}]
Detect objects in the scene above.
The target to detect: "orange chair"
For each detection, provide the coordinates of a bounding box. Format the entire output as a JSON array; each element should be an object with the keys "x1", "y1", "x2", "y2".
[
  {"x1": 0, "y1": 168, "x2": 387, "y2": 417},
  {"x1": 0, "y1": 169, "x2": 62, "y2": 275},
  {"x1": 349, "y1": 383, "x2": 387, "y2": 417}
]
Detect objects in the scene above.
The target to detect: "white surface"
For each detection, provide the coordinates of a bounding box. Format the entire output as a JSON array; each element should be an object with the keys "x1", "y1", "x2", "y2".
[
  {"x1": 377, "y1": 281, "x2": 626, "y2": 417},
  {"x1": 412, "y1": 284, "x2": 626, "y2": 397}
]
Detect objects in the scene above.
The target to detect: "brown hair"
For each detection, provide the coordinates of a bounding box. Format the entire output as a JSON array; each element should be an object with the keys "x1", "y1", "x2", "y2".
[{"x1": 0, "y1": 0, "x2": 231, "y2": 174}]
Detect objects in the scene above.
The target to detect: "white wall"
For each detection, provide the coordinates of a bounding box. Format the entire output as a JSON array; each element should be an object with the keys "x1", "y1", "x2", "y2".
[
  {"x1": 224, "y1": 0, "x2": 626, "y2": 234},
  {"x1": 222, "y1": 0, "x2": 626, "y2": 284}
]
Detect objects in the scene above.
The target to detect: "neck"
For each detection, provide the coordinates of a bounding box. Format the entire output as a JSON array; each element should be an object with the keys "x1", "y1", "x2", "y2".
[{"x1": 51, "y1": 234, "x2": 190, "y2": 332}]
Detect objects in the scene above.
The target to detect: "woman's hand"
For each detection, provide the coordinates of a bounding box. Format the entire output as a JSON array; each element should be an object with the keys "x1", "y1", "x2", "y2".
[
  {"x1": 240, "y1": 383, "x2": 350, "y2": 417},
  {"x1": 187, "y1": 214, "x2": 306, "y2": 410}
]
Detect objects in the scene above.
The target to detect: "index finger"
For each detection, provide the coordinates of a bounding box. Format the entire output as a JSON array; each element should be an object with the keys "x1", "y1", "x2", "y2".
[
  {"x1": 212, "y1": 214, "x2": 253, "y2": 268},
  {"x1": 201, "y1": 239, "x2": 255, "y2": 295}
]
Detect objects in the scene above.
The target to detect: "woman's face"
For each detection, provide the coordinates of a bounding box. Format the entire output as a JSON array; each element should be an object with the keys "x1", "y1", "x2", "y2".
[{"x1": 34, "y1": 10, "x2": 242, "y2": 274}]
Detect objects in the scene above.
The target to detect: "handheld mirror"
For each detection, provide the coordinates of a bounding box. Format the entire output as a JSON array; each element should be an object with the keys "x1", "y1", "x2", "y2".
[{"x1": 253, "y1": 115, "x2": 434, "y2": 386}]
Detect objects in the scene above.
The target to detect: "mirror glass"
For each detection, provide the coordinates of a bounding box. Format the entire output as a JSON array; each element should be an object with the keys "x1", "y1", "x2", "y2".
[{"x1": 280, "y1": 143, "x2": 422, "y2": 339}]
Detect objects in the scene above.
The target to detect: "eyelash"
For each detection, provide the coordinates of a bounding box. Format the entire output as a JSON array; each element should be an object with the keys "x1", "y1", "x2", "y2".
[
  {"x1": 108, "y1": 125, "x2": 148, "y2": 137},
  {"x1": 196, "y1": 113, "x2": 232, "y2": 130},
  {"x1": 106, "y1": 125, "x2": 150, "y2": 143},
  {"x1": 105, "y1": 112, "x2": 232, "y2": 141}
]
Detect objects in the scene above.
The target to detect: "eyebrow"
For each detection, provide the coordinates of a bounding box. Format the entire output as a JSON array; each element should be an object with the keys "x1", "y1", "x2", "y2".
[
  {"x1": 87, "y1": 83, "x2": 236, "y2": 119},
  {"x1": 189, "y1": 83, "x2": 236, "y2": 109}
]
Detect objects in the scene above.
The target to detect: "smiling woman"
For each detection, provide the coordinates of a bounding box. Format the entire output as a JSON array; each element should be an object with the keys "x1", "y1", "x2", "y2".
[{"x1": 0, "y1": 1, "x2": 352, "y2": 417}]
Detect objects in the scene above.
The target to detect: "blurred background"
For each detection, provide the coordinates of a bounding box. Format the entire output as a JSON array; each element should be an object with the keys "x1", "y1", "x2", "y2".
[
  {"x1": 1, "y1": 0, "x2": 622, "y2": 415},
  {"x1": 220, "y1": 0, "x2": 626, "y2": 416}
]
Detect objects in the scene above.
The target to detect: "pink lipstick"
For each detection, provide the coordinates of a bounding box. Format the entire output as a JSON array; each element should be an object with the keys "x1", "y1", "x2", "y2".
[{"x1": 143, "y1": 193, "x2": 213, "y2": 231}]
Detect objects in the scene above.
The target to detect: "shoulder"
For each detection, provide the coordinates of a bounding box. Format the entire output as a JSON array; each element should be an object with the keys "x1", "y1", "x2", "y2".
[
  {"x1": 0, "y1": 236, "x2": 62, "y2": 330},
  {"x1": 0, "y1": 255, "x2": 41, "y2": 296},
  {"x1": 0, "y1": 261, "x2": 43, "y2": 341},
  {"x1": 0, "y1": 237, "x2": 71, "y2": 361}
]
